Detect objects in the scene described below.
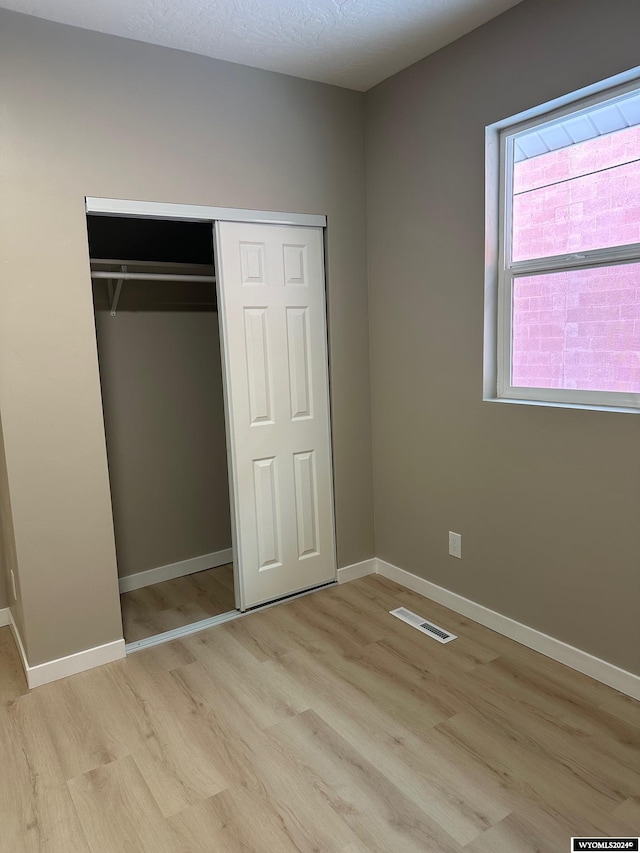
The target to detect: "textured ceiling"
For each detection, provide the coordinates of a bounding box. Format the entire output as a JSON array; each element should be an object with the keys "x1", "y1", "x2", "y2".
[{"x1": 0, "y1": 0, "x2": 523, "y2": 91}]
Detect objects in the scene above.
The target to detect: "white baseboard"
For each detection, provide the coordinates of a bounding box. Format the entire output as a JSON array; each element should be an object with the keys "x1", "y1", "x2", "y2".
[
  {"x1": 337, "y1": 558, "x2": 377, "y2": 584},
  {"x1": 374, "y1": 558, "x2": 640, "y2": 701},
  {"x1": 118, "y1": 548, "x2": 233, "y2": 594},
  {"x1": 10, "y1": 553, "x2": 636, "y2": 697},
  {"x1": 9, "y1": 610, "x2": 125, "y2": 689}
]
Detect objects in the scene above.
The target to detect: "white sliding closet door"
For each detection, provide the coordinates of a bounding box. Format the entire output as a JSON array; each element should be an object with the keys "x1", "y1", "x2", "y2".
[{"x1": 215, "y1": 222, "x2": 336, "y2": 609}]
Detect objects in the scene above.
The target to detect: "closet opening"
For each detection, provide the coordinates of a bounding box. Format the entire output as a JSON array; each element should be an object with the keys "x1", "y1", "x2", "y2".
[{"x1": 88, "y1": 214, "x2": 238, "y2": 648}]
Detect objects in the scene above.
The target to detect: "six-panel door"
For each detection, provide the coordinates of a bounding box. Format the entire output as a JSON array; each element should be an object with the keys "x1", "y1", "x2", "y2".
[{"x1": 215, "y1": 222, "x2": 336, "y2": 609}]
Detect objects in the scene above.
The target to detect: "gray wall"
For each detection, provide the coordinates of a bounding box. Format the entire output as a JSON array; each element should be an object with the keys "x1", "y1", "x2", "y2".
[
  {"x1": 0, "y1": 555, "x2": 6, "y2": 610},
  {"x1": 0, "y1": 432, "x2": 9, "y2": 609},
  {"x1": 0, "y1": 415, "x2": 19, "y2": 619},
  {"x1": 0, "y1": 9, "x2": 374, "y2": 665},
  {"x1": 94, "y1": 311, "x2": 232, "y2": 578},
  {"x1": 366, "y1": 0, "x2": 640, "y2": 673}
]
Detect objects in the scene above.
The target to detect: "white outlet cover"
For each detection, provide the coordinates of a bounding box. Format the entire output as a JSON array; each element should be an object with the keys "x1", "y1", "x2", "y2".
[{"x1": 449, "y1": 531, "x2": 462, "y2": 559}]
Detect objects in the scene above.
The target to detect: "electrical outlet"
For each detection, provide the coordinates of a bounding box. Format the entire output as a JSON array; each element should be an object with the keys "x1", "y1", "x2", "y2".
[
  {"x1": 448, "y1": 531, "x2": 462, "y2": 559},
  {"x1": 10, "y1": 569, "x2": 17, "y2": 600}
]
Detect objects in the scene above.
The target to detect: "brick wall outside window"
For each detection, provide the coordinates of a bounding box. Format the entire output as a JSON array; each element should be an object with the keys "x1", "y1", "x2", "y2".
[{"x1": 511, "y1": 125, "x2": 640, "y2": 392}]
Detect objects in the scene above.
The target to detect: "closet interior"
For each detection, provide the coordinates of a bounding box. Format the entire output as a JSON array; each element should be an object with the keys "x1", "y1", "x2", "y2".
[{"x1": 88, "y1": 214, "x2": 237, "y2": 646}]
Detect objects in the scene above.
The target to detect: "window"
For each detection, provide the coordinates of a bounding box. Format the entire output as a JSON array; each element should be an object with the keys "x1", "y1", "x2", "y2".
[{"x1": 486, "y1": 74, "x2": 640, "y2": 411}]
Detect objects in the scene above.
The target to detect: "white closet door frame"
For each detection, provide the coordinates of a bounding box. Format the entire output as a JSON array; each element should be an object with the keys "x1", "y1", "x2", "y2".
[
  {"x1": 86, "y1": 198, "x2": 325, "y2": 228},
  {"x1": 85, "y1": 198, "x2": 334, "y2": 614}
]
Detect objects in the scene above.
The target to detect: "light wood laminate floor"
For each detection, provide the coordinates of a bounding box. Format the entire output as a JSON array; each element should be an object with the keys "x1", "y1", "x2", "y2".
[
  {"x1": 1, "y1": 575, "x2": 638, "y2": 852},
  {"x1": 120, "y1": 563, "x2": 236, "y2": 643}
]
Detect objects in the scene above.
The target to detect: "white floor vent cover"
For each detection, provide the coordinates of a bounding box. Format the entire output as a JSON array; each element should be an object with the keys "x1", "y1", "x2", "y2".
[{"x1": 390, "y1": 607, "x2": 457, "y2": 643}]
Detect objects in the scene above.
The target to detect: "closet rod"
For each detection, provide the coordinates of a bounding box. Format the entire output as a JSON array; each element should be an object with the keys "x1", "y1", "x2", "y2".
[
  {"x1": 91, "y1": 271, "x2": 216, "y2": 283},
  {"x1": 91, "y1": 265, "x2": 216, "y2": 315}
]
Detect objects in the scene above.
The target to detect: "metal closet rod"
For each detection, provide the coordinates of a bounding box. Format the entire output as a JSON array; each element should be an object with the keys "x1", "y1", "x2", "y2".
[
  {"x1": 90, "y1": 263, "x2": 216, "y2": 316},
  {"x1": 90, "y1": 271, "x2": 216, "y2": 283}
]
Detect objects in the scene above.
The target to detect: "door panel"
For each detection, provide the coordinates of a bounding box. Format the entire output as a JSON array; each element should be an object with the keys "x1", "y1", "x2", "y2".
[
  {"x1": 293, "y1": 450, "x2": 319, "y2": 559},
  {"x1": 253, "y1": 456, "x2": 282, "y2": 570},
  {"x1": 286, "y1": 307, "x2": 313, "y2": 420},
  {"x1": 244, "y1": 308, "x2": 274, "y2": 425},
  {"x1": 215, "y1": 222, "x2": 336, "y2": 609}
]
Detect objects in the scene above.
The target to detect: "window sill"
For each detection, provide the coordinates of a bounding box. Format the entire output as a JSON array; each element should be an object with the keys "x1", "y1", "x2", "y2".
[{"x1": 483, "y1": 396, "x2": 640, "y2": 414}]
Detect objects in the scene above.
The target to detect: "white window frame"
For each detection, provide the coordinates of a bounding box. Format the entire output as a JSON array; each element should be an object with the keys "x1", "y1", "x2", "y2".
[{"x1": 484, "y1": 68, "x2": 640, "y2": 413}]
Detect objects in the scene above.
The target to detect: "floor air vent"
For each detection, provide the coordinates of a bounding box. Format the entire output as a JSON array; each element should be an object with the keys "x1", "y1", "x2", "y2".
[{"x1": 390, "y1": 607, "x2": 457, "y2": 643}]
